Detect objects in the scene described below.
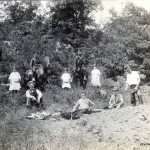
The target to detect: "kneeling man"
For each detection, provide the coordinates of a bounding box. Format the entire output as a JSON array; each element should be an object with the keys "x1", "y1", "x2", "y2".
[{"x1": 26, "y1": 81, "x2": 43, "y2": 108}]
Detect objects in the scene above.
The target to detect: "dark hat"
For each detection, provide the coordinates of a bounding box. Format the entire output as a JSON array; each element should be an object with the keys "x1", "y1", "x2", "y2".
[{"x1": 81, "y1": 91, "x2": 86, "y2": 95}]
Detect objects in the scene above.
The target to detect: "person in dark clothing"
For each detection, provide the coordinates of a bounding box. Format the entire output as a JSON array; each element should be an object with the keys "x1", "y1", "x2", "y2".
[
  {"x1": 30, "y1": 52, "x2": 41, "y2": 80},
  {"x1": 81, "y1": 66, "x2": 88, "y2": 89}
]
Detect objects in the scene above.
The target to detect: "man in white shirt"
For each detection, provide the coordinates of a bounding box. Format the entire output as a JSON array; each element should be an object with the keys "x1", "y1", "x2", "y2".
[
  {"x1": 91, "y1": 65, "x2": 101, "y2": 88},
  {"x1": 72, "y1": 92, "x2": 95, "y2": 113},
  {"x1": 125, "y1": 67, "x2": 143, "y2": 105},
  {"x1": 26, "y1": 80, "x2": 43, "y2": 108},
  {"x1": 9, "y1": 65, "x2": 21, "y2": 96},
  {"x1": 61, "y1": 68, "x2": 72, "y2": 90},
  {"x1": 60, "y1": 92, "x2": 102, "y2": 120}
]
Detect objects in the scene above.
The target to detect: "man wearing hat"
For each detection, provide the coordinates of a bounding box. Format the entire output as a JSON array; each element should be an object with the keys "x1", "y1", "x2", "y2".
[
  {"x1": 109, "y1": 87, "x2": 124, "y2": 109},
  {"x1": 26, "y1": 80, "x2": 43, "y2": 107},
  {"x1": 30, "y1": 52, "x2": 41, "y2": 80},
  {"x1": 8, "y1": 65, "x2": 21, "y2": 96}
]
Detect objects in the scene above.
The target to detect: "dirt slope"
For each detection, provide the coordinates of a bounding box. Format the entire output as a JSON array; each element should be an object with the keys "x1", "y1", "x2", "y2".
[{"x1": 1, "y1": 85, "x2": 150, "y2": 150}]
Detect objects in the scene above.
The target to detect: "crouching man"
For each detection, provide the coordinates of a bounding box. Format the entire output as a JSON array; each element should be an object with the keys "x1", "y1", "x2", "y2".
[
  {"x1": 26, "y1": 81, "x2": 43, "y2": 108},
  {"x1": 109, "y1": 87, "x2": 124, "y2": 109}
]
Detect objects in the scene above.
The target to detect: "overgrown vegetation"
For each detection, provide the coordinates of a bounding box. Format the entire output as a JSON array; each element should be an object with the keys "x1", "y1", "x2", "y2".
[{"x1": 0, "y1": 0, "x2": 150, "y2": 83}]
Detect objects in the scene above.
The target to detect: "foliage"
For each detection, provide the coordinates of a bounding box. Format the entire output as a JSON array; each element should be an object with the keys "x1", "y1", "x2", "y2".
[
  {"x1": 97, "y1": 3, "x2": 150, "y2": 79},
  {"x1": 50, "y1": 0, "x2": 100, "y2": 48},
  {"x1": 1, "y1": 1, "x2": 150, "y2": 84}
]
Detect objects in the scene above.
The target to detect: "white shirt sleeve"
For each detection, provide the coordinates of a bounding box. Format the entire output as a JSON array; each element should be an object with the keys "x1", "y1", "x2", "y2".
[
  {"x1": 36, "y1": 89, "x2": 42, "y2": 99},
  {"x1": 119, "y1": 95, "x2": 124, "y2": 103},
  {"x1": 26, "y1": 90, "x2": 33, "y2": 98},
  {"x1": 61, "y1": 74, "x2": 64, "y2": 80},
  {"x1": 8, "y1": 73, "x2": 12, "y2": 80},
  {"x1": 88, "y1": 99, "x2": 95, "y2": 106},
  {"x1": 17, "y1": 72, "x2": 21, "y2": 80},
  {"x1": 98, "y1": 70, "x2": 101, "y2": 76},
  {"x1": 72, "y1": 101, "x2": 79, "y2": 112}
]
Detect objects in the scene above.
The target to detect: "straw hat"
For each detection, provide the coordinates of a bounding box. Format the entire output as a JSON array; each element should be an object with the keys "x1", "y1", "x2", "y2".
[{"x1": 27, "y1": 80, "x2": 35, "y2": 87}]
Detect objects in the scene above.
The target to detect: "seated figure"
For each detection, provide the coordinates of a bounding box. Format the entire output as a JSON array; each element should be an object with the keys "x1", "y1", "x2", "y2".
[
  {"x1": 26, "y1": 80, "x2": 43, "y2": 108},
  {"x1": 109, "y1": 87, "x2": 124, "y2": 109}
]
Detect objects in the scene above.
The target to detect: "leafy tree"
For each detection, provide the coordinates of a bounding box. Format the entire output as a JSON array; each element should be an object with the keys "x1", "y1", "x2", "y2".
[
  {"x1": 50, "y1": 0, "x2": 101, "y2": 48},
  {"x1": 98, "y1": 3, "x2": 150, "y2": 80}
]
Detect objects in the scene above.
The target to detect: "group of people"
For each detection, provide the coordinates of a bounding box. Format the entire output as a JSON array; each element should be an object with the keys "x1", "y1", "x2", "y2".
[
  {"x1": 61, "y1": 65, "x2": 101, "y2": 90},
  {"x1": 7, "y1": 50, "x2": 143, "y2": 117},
  {"x1": 61, "y1": 66, "x2": 143, "y2": 120},
  {"x1": 8, "y1": 52, "x2": 46, "y2": 107}
]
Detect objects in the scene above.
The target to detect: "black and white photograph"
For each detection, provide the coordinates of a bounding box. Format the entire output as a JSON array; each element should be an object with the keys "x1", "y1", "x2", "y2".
[{"x1": 0, "y1": 0, "x2": 150, "y2": 149}]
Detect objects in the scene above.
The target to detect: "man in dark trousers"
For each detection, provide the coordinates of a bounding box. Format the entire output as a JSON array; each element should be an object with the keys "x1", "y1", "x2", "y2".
[
  {"x1": 124, "y1": 66, "x2": 143, "y2": 106},
  {"x1": 81, "y1": 65, "x2": 88, "y2": 89},
  {"x1": 30, "y1": 52, "x2": 41, "y2": 80}
]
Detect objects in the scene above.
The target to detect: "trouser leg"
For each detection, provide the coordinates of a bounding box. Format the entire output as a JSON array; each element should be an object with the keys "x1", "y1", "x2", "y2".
[
  {"x1": 131, "y1": 91, "x2": 136, "y2": 106},
  {"x1": 33, "y1": 72, "x2": 37, "y2": 80},
  {"x1": 14, "y1": 90, "x2": 18, "y2": 94},
  {"x1": 11, "y1": 90, "x2": 15, "y2": 97},
  {"x1": 26, "y1": 97, "x2": 31, "y2": 107},
  {"x1": 137, "y1": 89, "x2": 143, "y2": 105},
  {"x1": 64, "y1": 87, "x2": 68, "y2": 91},
  {"x1": 138, "y1": 95, "x2": 143, "y2": 105},
  {"x1": 116, "y1": 102, "x2": 123, "y2": 108},
  {"x1": 36, "y1": 97, "x2": 43, "y2": 108},
  {"x1": 33, "y1": 68, "x2": 38, "y2": 81},
  {"x1": 83, "y1": 80, "x2": 87, "y2": 89}
]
